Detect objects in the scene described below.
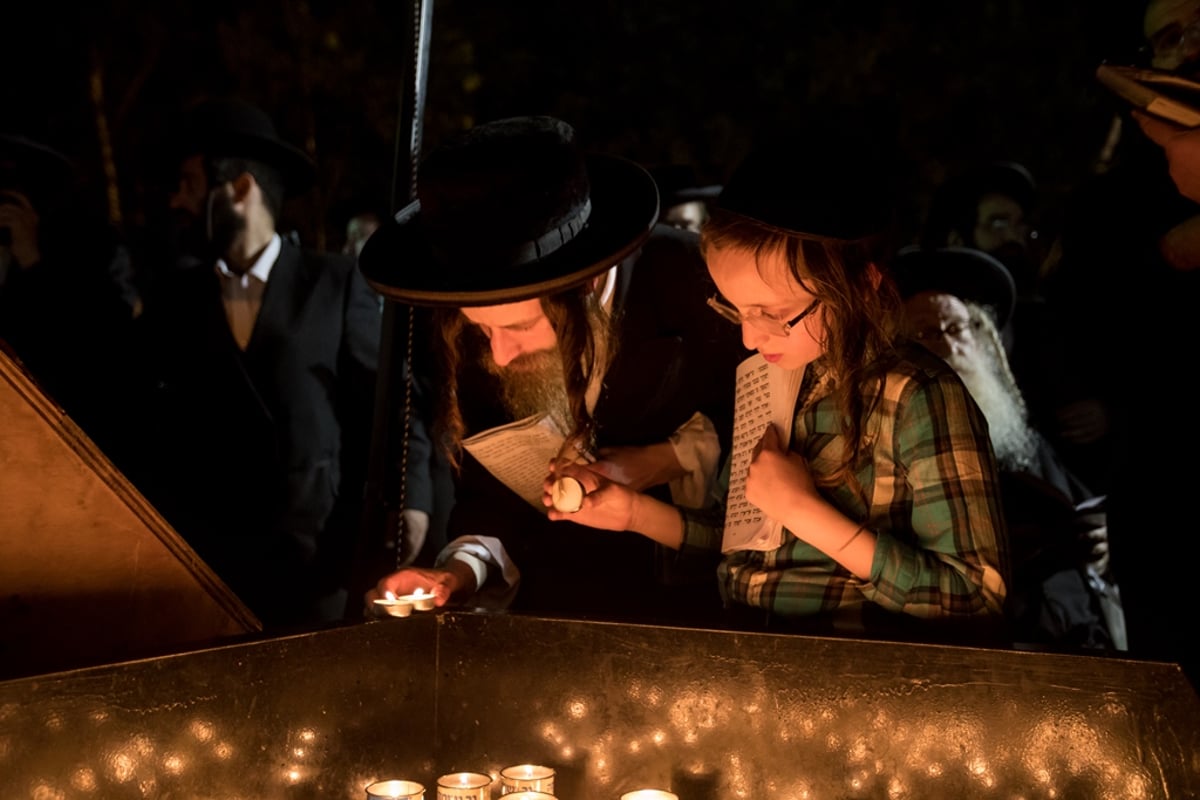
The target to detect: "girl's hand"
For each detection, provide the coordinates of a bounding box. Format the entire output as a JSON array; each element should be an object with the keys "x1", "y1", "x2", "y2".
[
  {"x1": 543, "y1": 460, "x2": 638, "y2": 531},
  {"x1": 744, "y1": 424, "x2": 814, "y2": 523},
  {"x1": 591, "y1": 441, "x2": 683, "y2": 491}
]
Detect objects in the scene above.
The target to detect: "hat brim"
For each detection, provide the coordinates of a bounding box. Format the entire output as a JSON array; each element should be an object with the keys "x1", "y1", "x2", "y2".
[
  {"x1": 893, "y1": 245, "x2": 1017, "y2": 330},
  {"x1": 359, "y1": 154, "x2": 659, "y2": 307},
  {"x1": 204, "y1": 133, "x2": 316, "y2": 195},
  {"x1": 0, "y1": 134, "x2": 75, "y2": 192}
]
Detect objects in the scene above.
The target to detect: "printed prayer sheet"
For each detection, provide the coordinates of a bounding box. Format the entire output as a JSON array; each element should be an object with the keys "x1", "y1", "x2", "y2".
[
  {"x1": 721, "y1": 353, "x2": 805, "y2": 553},
  {"x1": 463, "y1": 415, "x2": 585, "y2": 510}
]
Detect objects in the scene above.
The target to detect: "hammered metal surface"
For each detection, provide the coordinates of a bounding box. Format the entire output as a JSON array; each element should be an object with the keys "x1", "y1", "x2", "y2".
[{"x1": 1, "y1": 612, "x2": 1197, "y2": 799}]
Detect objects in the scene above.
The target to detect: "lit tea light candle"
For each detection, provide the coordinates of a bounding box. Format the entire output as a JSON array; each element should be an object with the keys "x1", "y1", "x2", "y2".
[
  {"x1": 436, "y1": 770, "x2": 491, "y2": 800},
  {"x1": 406, "y1": 588, "x2": 438, "y2": 611},
  {"x1": 500, "y1": 793, "x2": 555, "y2": 800},
  {"x1": 365, "y1": 779, "x2": 425, "y2": 799},
  {"x1": 373, "y1": 593, "x2": 414, "y2": 617},
  {"x1": 373, "y1": 589, "x2": 437, "y2": 617},
  {"x1": 499, "y1": 764, "x2": 555, "y2": 795},
  {"x1": 620, "y1": 791, "x2": 678, "y2": 800}
]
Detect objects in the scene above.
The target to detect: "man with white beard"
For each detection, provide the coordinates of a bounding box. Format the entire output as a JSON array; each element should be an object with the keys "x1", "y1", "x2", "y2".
[{"x1": 895, "y1": 246, "x2": 1125, "y2": 651}]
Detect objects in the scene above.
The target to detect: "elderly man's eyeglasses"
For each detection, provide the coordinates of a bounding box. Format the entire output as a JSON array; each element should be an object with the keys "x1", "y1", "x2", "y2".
[
  {"x1": 1148, "y1": 13, "x2": 1200, "y2": 69},
  {"x1": 910, "y1": 319, "x2": 980, "y2": 343},
  {"x1": 706, "y1": 295, "x2": 821, "y2": 337}
]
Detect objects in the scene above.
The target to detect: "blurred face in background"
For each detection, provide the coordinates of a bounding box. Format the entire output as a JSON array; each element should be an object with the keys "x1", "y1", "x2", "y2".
[
  {"x1": 343, "y1": 212, "x2": 381, "y2": 258},
  {"x1": 165, "y1": 154, "x2": 210, "y2": 262},
  {"x1": 1145, "y1": 0, "x2": 1200, "y2": 73},
  {"x1": 972, "y1": 192, "x2": 1029, "y2": 256}
]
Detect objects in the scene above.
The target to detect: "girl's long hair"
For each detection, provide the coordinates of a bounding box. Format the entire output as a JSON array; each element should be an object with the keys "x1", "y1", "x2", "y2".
[
  {"x1": 701, "y1": 209, "x2": 902, "y2": 497},
  {"x1": 433, "y1": 282, "x2": 612, "y2": 470}
]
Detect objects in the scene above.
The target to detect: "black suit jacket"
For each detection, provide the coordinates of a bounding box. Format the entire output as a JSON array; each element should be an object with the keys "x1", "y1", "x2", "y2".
[
  {"x1": 445, "y1": 225, "x2": 746, "y2": 621},
  {"x1": 138, "y1": 239, "x2": 381, "y2": 626}
]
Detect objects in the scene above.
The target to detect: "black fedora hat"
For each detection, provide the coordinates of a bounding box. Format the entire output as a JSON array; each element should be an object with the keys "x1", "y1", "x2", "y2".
[
  {"x1": 358, "y1": 116, "x2": 659, "y2": 307},
  {"x1": 892, "y1": 245, "x2": 1017, "y2": 329},
  {"x1": 177, "y1": 98, "x2": 316, "y2": 195},
  {"x1": 715, "y1": 113, "x2": 899, "y2": 242},
  {"x1": 0, "y1": 133, "x2": 76, "y2": 196}
]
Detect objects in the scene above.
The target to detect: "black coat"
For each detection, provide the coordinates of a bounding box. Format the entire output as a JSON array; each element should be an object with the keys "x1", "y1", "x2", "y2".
[
  {"x1": 444, "y1": 225, "x2": 746, "y2": 621},
  {"x1": 137, "y1": 239, "x2": 381, "y2": 627}
]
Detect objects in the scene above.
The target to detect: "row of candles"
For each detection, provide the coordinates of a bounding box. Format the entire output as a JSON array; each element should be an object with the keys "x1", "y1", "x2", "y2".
[
  {"x1": 366, "y1": 602, "x2": 677, "y2": 800},
  {"x1": 364, "y1": 764, "x2": 678, "y2": 800}
]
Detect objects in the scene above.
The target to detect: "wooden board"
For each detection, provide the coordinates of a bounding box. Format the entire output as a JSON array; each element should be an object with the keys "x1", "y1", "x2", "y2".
[{"x1": 0, "y1": 345, "x2": 259, "y2": 679}]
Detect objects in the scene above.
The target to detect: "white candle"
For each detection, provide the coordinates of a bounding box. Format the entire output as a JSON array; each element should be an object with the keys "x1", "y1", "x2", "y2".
[
  {"x1": 365, "y1": 779, "x2": 425, "y2": 799},
  {"x1": 500, "y1": 793, "x2": 555, "y2": 800},
  {"x1": 620, "y1": 791, "x2": 678, "y2": 800},
  {"x1": 436, "y1": 771, "x2": 491, "y2": 800},
  {"x1": 404, "y1": 589, "x2": 437, "y2": 611},
  {"x1": 550, "y1": 476, "x2": 585, "y2": 512},
  {"x1": 373, "y1": 589, "x2": 437, "y2": 616},
  {"x1": 372, "y1": 595, "x2": 414, "y2": 617},
  {"x1": 499, "y1": 764, "x2": 555, "y2": 795}
]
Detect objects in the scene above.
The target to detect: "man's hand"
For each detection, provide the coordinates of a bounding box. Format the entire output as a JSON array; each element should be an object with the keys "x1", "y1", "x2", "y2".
[
  {"x1": 365, "y1": 566, "x2": 460, "y2": 616},
  {"x1": 1070, "y1": 510, "x2": 1110, "y2": 577},
  {"x1": 1134, "y1": 110, "x2": 1200, "y2": 205},
  {"x1": 395, "y1": 508, "x2": 430, "y2": 568}
]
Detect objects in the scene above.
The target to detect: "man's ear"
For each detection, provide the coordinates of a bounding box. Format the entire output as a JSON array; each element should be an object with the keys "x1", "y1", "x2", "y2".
[{"x1": 230, "y1": 171, "x2": 256, "y2": 206}]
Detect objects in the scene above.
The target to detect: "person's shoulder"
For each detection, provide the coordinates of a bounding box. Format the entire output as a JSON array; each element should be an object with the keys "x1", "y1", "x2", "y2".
[
  {"x1": 881, "y1": 342, "x2": 975, "y2": 406},
  {"x1": 883, "y1": 341, "x2": 959, "y2": 384}
]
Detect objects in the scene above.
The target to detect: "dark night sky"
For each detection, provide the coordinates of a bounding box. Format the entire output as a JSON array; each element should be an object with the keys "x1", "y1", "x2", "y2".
[{"x1": 2, "y1": 1, "x2": 1148, "y2": 250}]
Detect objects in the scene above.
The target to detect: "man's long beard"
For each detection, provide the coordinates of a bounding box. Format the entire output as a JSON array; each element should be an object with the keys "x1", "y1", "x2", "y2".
[
  {"x1": 481, "y1": 347, "x2": 572, "y2": 434},
  {"x1": 949, "y1": 353, "x2": 1039, "y2": 473}
]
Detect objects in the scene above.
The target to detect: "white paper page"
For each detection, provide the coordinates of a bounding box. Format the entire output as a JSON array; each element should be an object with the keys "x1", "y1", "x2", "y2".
[
  {"x1": 463, "y1": 415, "x2": 566, "y2": 510},
  {"x1": 721, "y1": 354, "x2": 804, "y2": 553}
]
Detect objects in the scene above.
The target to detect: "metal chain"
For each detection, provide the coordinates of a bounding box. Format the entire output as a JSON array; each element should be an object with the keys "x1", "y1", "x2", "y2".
[
  {"x1": 395, "y1": 306, "x2": 415, "y2": 568},
  {"x1": 393, "y1": 0, "x2": 430, "y2": 566}
]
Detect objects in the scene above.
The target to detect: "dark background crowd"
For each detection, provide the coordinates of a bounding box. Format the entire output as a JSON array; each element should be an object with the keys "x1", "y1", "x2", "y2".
[
  {"x1": 5, "y1": 0, "x2": 1197, "y2": 678},
  {"x1": 1, "y1": 1, "x2": 1146, "y2": 252}
]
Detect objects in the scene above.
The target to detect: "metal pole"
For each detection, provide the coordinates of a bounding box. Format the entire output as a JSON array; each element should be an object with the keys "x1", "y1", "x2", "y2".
[{"x1": 358, "y1": 0, "x2": 435, "y2": 591}]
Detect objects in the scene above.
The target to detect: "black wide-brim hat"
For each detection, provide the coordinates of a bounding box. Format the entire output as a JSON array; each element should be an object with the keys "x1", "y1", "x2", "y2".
[
  {"x1": 359, "y1": 116, "x2": 659, "y2": 307},
  {"x1": 0, "y1": 133, "x2": 76, "y2": 196},
  {"x1": 176, "y1": 98, "x2": 316, "y2": 195},
  {"x1": 715, "y1": 111, "x2": 900, "y2": 242},
  {"x1": 892, "y1": 245, "x2": 1017, "y2": 329}
]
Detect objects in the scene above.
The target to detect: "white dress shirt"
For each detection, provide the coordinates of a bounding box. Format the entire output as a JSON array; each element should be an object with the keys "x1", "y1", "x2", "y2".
[{"x1": 215, "y1": 233, "x2": 281, "y2": 350}]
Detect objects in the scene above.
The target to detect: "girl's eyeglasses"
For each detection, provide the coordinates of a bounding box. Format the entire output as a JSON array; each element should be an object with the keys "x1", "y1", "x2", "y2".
[{"x1": 706, "y1": 295, "x2": 820, "y2": 337}]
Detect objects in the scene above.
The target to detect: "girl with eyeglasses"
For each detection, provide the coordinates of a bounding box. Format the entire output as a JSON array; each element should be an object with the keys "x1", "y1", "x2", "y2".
[{"x1": 544, "y1": 123, "x2": 1010, "y2": 639}]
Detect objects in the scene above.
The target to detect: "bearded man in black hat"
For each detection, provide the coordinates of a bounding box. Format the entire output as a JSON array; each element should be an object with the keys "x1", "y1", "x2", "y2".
[
  {"x1": 894, "y1": 246, "x2": 1123, "y2": 651},
  {"x1": 357, "y1": 116, "x2": 743, "y2": 622},
  {"x1": 134, "y1": 98, "x2": 382, "y2": 629}
]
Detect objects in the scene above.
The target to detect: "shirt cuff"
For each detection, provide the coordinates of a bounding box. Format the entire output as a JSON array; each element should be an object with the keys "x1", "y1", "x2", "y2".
[{"x1": 668, "y1": 411, "x2": 721, "y2": 508}]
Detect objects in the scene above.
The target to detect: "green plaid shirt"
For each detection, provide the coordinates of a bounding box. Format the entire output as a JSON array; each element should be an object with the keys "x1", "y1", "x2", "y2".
[{"x1": 681, "y1": 343, "x2": 1009, "y2": 622}]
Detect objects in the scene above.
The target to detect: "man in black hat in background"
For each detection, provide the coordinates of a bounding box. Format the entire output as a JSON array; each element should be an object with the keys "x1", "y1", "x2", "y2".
[
  {"x1": 356, "y1": 116, "x2": 743, "y2": 622},
  {"x1": 133, "y1": 98, "x2": 382, "y2": 628},
  {"x1": 0, "y1": 133, "x2": 141, "y2": 463},
  {"x1": 894, "y1": 246, "x2": 1123, "y2": 651}
]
